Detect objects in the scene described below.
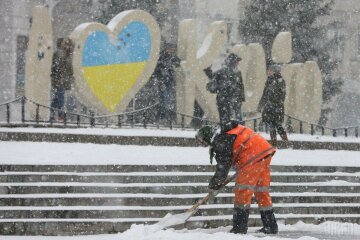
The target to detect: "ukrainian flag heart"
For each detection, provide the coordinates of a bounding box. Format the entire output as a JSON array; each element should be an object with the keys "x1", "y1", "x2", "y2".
[{"x1": 71, "y1": 10, "x2": 160, "y2": 113}]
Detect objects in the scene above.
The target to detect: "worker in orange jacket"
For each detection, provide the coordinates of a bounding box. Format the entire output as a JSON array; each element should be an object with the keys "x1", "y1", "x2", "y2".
[{"x1": 195, "y1": 120, "x2": 278, "y2": 234}]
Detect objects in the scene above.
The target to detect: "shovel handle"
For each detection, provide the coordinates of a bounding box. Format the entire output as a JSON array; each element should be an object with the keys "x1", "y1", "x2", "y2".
[{"x1": 186, "y1": 173, "x2": 238, "y2": 213}]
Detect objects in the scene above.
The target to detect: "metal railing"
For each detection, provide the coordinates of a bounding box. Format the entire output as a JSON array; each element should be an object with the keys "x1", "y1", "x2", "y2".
[{"x1": 0, "y1": 96, "x2": 358, "y2": 137}]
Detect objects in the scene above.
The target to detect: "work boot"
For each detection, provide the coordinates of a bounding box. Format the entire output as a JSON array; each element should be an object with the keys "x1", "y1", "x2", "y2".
[
  {"x1": 256, "y1": 209, "x2": 278, "y2": 234},
  {"x1": 230, "y1": 208, "x2": 249, "y2": 234},
  {"x1": 270, "y1": 130, "x2": 277, "y2": 147}
]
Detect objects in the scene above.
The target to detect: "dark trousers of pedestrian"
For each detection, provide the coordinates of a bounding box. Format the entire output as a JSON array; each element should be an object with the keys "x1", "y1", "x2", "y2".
[
  {"x1": 217, "y1": 98, "x2": 242, "y2": 124},
  {"x1": 158, "y1": 89, "x2": 172, "y2": 122},
  {"x1": 50, "y1": 88, "x2": 65, "y2": 120}
]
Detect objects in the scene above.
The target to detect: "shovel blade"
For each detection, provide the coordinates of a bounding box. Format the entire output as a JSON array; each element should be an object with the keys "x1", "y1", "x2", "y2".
[{"x1": 154, "y1": 211, "x2": 194, "y2": 230}]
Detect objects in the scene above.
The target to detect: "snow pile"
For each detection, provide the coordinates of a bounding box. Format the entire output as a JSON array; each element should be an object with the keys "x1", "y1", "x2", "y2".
[{"x1": 284, "y1": 221, "x2": 360, "y2": 236}]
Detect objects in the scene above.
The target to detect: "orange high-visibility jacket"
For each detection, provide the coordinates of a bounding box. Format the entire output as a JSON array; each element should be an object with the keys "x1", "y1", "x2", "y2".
[{"x1": 226, "y1": 125, "x2": 275, "y2": 170}]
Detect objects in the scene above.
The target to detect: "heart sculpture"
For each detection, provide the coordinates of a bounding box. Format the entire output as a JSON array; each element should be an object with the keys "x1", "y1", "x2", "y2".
[{"x1": 70, "y1": 10, "x2": 160, "y2": 113}]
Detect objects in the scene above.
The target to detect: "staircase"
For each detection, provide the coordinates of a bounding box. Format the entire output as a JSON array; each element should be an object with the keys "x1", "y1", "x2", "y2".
[{"x1": 0, "y1": 165, "x2": 359, "y2": 235}]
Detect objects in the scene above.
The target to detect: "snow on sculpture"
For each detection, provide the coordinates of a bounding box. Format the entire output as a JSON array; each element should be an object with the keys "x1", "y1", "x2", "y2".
[
  {"x1": 70, "y1": 10, "x2": 160, "y2": 113},
  {"x1": 177, "y1": 19, "x2": 227, "y2": 124},
  {"x1": 25, "y1": 6, "x2": 53, "y2": 120},
  {"x1": 272, "y1": 32, "x2": 292, "y2": 64},
  {"x1": 240, "y1": 43, "x2": 267, "y2": 114}
]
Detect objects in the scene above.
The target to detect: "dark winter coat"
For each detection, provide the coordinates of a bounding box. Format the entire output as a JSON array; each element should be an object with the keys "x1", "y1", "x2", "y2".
[
  {"x1": 51, "y1": 50, "x2": 74, "y2": 91},
  {"x1": 208, "y1": 121, "x2": 238, "y2": 190},
  {"x1": 258, "y1": 73, "x2": 286, "y2": 126},
  {"x1": 152, "y1": 50, "x2": 181, "y2": 92},
  {"x1": 205, "y1": 66, "x2": 245, "y2": 103}
]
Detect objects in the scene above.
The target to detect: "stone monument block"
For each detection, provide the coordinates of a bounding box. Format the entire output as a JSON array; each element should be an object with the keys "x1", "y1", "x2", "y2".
[
  {"x1": 25, "y1": 6, "x2": 53, "y2": 120},
  {"x1": 70, "y1": 10, "x2": 160, "y2": 113}
]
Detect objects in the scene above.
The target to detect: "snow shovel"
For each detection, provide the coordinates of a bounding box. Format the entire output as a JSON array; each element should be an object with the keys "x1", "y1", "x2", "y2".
[{"x1": 154, "y1": 173, "x2": 238, "y2": 230}]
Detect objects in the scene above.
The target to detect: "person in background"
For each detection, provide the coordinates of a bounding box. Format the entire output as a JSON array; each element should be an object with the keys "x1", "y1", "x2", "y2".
[
  {"x1": 50, "y1": 38, "x2": 74, "y2": 121},
  {"x1": 195, "y1": 120, "x2": 279, "y2": 235},
  {"x1": 257, "y1": 64, "x2": 288, "y2": 147},
  {"x1": 204, "y1": 53, "x2": 245, "y2": 124},
  {"x1": 151, "y1": 43, "x2": 181, "y2": 123}
]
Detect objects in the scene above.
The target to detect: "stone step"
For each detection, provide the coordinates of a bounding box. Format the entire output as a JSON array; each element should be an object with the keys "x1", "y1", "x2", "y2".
[
  {"x1": 1, "y1": 203, "x2": 359, "y2": 219},
  {"x1": 0, "y1": 194, "x2": 359, "y2": 206},
  {"x1": 1, "y1": 214, "x2": 360, "y2": 235},
  {"x1": 3, "y1": 184, "x2": 359, "y2": 194},
  {"x1": 2, "y1": 172, "x2": 359, "y2": 183},
  {"x1": 1, "y1": 165, "x2": 360, "y2": 173},
  {"x1": 1, "y1": 164, "x2": 359, "y2": 235}
]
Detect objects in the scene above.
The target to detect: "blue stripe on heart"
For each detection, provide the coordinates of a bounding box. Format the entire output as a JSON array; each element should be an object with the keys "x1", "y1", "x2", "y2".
[{"x1": 82, "y1": 21, "x2": 151, "y2": 67}]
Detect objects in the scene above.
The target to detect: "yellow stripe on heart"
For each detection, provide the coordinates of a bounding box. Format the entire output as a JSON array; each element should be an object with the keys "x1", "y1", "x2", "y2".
[{"x1": 83, "y1": 62, "x2": 146, "y2": 112}]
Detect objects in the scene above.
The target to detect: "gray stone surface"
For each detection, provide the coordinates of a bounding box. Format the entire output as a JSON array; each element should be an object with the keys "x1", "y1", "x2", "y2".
[{"x1": 1, "y1": 164, "x2": 360, "y2": 235}]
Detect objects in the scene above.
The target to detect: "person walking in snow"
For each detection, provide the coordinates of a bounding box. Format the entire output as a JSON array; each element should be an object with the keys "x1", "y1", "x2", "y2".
[
  {"x1": 152, "y1": 43, "x2": 181, "y2": 123},
  {"x1": 204, "y1": 53, "x2": 245, "y2": 124},
  {"x1": 257, "y1": 63, "x2": 288, "y2": 147},
  {"x1": 50, "y1": 38, "x2": 74, "y2": 121},
  {"x1": 195, "y1": 120, "x2": 278, "y2": 235}
]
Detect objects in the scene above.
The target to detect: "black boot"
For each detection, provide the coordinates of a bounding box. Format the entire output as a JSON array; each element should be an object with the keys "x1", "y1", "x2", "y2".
[
  {"x1": 257, "y1": 209, "x2": 278, "y2": 234},
  {"x1": 230, "y1": 208, "x2": 249, "y2": 234}
]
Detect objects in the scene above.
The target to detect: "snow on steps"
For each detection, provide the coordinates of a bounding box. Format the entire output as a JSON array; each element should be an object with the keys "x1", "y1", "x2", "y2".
[{"x1": 0, "y1": 165, "x2": 359, "y2": 235}]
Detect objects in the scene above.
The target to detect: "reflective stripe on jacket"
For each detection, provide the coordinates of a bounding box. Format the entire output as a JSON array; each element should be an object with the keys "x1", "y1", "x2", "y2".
[{"x1": 226, "y1": 125, "x2": 275, "y2": 170}]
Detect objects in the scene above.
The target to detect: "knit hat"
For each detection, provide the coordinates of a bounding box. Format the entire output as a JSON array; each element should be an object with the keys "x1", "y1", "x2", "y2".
[
  {"x1": 225, "y1": 53, "x2": 242, "y2": 66},
  {"x1": 195, "y1": 125, "x2": 215, "y2": 145},
  {"x1": 268, "y1": 64, "x2": 282, "y2": 75}
]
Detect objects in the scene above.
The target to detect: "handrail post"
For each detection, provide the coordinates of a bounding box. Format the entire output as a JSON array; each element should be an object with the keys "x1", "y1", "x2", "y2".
[
  {"x1": 63, "y1": 112, "x2": 67, "y2": 126},
  {"x1": 143, "y1": 111, "x2": 147, "y2": 129},
  {"x1": 21, "y1": 97, "x2": 25, "y2": 123},
  {"x1": 130, "y1": 113, "x2": 134, "y2": 128},
  {"x1": 90, "y1": 111, "x2": 95, "y2": 127},
  {"x1": 344, "y1": 128, "x2": 348, "y2": 137},
  {"x1": 333, "y1": 129, "x2": 337, "y2": 137},
  {"x1": 77, "y1": 115, "x2": 80, "y2": 127},
  {"x1": 6, "y1": 103, "x2": 10, "y2": 124},
  {"x1": 36, "y1": 104, "x2": 40, "y2": 124},
  {"x1": 299, "y1": 121, "x2": 303, "y2": 134},
  {"x1": 254, "y1": 119, "x2": 257, "y2": 132},
  {"x1": 311, "y1": 124, "x2": 314, "y2": 135},
  {"x1": 117, "y1": 115, "x2": 122, "y2": 128},
  {"x1": 356, "y1": 127, "x2": 359, "y2": 138},
  {"x1": 181, "y1": 115, "x2": 185, "y2": 129},
  {"x1": 321, "y1": 127, "x2": 325, "y2": 136}
]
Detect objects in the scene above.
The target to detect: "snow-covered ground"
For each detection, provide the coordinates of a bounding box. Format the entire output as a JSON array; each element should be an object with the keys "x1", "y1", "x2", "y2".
[
  {"x1": 0, "y1": 128, "x2": 360, "y2": 239},
  {"x1": 1, "y1": 221, "x2": 360, "y2": 240},
  {"x1": 0, "y1": 141, "x2": 360, "y2": 166}
]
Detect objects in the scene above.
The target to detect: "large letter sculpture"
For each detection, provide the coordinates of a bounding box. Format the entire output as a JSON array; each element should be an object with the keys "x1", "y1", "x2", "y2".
[
  {"x1": 70, "y1": 10, "x2": 160, "y2": 113},
  {"x1": 25, "y1": 6, "x2": 53, "y2": 120},
  {"x1": 177, "y1": 19, "x2": 227, "y2": 124},
  {"x1": 232, "y1": 43, "x2": 267, "y2": 114}
]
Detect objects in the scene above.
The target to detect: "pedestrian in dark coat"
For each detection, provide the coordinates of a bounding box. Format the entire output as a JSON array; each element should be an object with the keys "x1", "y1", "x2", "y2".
[
  {"x1": 50, "y1": 38, "x2": 74, "y2": 120},
  {"x1": 204, "y1": 53, "x2": 245, "y2": 124},
  {"x1": 257, "y1": 64, "x2": 288, "y2": 147},
  {"x1": 151, "y1": 44, "x2": 181, "y2": 123}
]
